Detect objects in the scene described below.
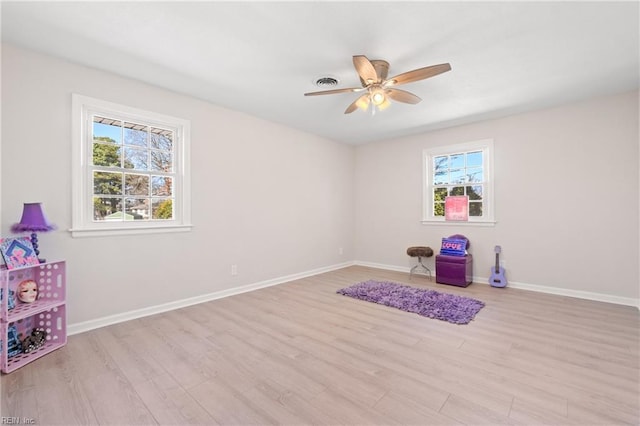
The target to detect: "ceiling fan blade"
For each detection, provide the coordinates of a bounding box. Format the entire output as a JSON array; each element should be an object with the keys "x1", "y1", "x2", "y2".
[
  {"x1": 385, "y1": 88, "x2": 422, "y2": 104},
  {"x1": 384, "y1": 63, "x2": 451, "y2": 87},
  {"x1": 353, "y1": 55, "x2": 378, "y2": 86},
  {"x1": 304, "y1": 87, "x2": 363, "y2": 96},
  {"x1": 344, "y1": 94, "x2": 370, "y2": 114}
]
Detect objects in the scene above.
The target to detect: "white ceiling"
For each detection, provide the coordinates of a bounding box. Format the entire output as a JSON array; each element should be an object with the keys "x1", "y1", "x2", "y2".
[{"x1": 2, "y1": 1, "x2": 638, "y2": 145}]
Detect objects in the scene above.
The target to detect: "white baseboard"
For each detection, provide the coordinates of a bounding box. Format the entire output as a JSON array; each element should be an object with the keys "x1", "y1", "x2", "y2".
[
  {"x1": 68, "y1": 261, "x2": 356, "y2": 336},
  {"x1": 356, "y1": 260, "x2": 411, "y2": 274},
  {"x1": 354, "y1": 260, "x2": 640, "y2": 309}
]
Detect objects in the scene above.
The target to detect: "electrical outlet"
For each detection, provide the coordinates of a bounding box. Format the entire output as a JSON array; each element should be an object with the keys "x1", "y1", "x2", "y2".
[
  {"x1": 231, "y1": 264, "x2": 238, "y2": 276},
  {"x1": 500, "y1": 260, "x2": 506, "y2": 269},
  {"x1": 339, "y1": 247, "x2": 344, "y2": 255}
]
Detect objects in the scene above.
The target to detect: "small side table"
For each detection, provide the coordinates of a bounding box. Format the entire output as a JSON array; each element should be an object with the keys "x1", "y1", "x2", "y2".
[{"x1": 407, "y1": 246, "x2": 434, "y2": 280}]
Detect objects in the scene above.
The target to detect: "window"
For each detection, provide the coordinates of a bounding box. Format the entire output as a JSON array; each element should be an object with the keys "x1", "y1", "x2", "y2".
[
  {"x1": 71, "y1": 95, "x2": 192, "y2": 237},
  {"x1": 423, "y1": 139, "x2": 495, "y2": 226}
]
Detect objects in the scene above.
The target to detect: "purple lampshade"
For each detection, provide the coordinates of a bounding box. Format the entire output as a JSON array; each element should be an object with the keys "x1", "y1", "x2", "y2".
[{"x1": 10, "y1": 202, "x2": 57, "y2": 233}]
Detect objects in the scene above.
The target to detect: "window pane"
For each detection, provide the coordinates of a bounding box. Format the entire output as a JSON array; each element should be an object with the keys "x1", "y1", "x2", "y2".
[
  {"x1": 93, "y1": 172, "x2": 122, "y2": 195},
  {"x1": 469, "y1": 201, "x2": 483, "y2": 216},
  {"x1": 450, "y1": 169, "x2": 465, "y2": 184},
  {"x1": 466, "y1": 151, "x2": 483, "y2": 167},
  {"x1": 150, "y1": 150, "x2": 173, "y2": 172},
  {"x1": 124, "y1": 147, "x2": 148, "y2": 170},
  {"x1": 125, "y1": 198, "x2": 149, "y2": 220},
  {"x1": 150, "y1": 129, "x2": 173, "y2": 151},
  {"x1": 467, "y1": 167, "x2": 483, "y2": 183},
  {"x1": 125, "y1": 174, "x2": 150, "y2": 196},
  {"x1": 152, "y1": 199, "x2": 174, "y2": 220},
  {"x1": 124, "y1": 123, "x2": 148, "y2": 147},
  {"x1": 434, "y1": 202, "x2": 445, "y2": 216},
  {"x1": 434, "y1": 170, "x2": 448, "y2": 185},
  {"x1": 93, "y1": 143, "x2": 121, "y2": 167},
  {"x1": 93, "y1": 196, "x2": 122, "y2": 221},
  {"x1": 450, "y1": 154, "x2": 464, "y2": 168},
  {"x1": 434, "y1": 156, "x2": 448, "y2": 172},
  {"x1": 434, "y1": 187, "x2": 448, "y2": 202},
  {"x1": 466, "y1": 185, "x2": 483, "y2": 200},
  {"x1": 152, "y1": 176, "x2": 173, "y2": 196},
  {"x1": 450, "y1": 186, "x2": 464, "y2": 196},
  {"x1": 93, "y1": 117, "x2": 122, "y2": 144}
]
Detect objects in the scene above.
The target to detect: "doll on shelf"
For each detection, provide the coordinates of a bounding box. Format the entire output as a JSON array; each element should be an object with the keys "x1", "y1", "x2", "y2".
[{"x1": 17, "y1": 279, "x2": 38, "y2": 303}]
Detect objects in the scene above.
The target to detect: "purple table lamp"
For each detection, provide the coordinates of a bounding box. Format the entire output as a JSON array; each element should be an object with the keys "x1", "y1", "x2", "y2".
[{"x1": 11, "y1": 202, "x2": 56, "y2": 263}]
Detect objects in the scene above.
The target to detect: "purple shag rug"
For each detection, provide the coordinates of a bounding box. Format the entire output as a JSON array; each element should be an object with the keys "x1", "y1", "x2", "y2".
[{"x1": 337, "y1": 280, "x2": 485, "y2": 324}]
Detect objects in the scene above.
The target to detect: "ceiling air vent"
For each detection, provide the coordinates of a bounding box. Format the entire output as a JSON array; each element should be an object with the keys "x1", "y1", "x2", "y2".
[{"x1": 315, "y1": 76, "x2": 339, "y2": 88}]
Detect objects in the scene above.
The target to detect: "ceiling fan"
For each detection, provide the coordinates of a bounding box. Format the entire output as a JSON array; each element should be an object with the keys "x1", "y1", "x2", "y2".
[{"x1": 304, "y1": 55, "x2": 451, "y2": 114}]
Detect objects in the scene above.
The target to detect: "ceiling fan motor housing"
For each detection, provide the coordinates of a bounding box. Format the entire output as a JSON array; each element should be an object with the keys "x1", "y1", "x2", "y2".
[{"x1": 359, "y1": 60, "x2": 389, "y2": 85}]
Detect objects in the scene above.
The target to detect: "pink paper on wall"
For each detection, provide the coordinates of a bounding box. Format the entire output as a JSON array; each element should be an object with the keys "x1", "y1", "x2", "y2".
[{"x1": 445, "y1": 196, "x2": 469, "y2": 221}]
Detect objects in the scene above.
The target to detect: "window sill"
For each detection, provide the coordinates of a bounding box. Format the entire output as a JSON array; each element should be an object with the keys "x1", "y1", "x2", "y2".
[
  {"x1": 69, "y1": 224, "x2": 194, "y2": 238},
  {"x1": 421, "y1": 219, "x2": 496, "y2": 227}
]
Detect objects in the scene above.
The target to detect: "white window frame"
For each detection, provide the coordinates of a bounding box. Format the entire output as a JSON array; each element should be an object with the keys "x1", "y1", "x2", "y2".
[
  {"x1": 71, "y1": 94, "x2": 192, "y2": 237},
  {"x1": 422, "y1": 139, "x2": 496, "y2": 227}
]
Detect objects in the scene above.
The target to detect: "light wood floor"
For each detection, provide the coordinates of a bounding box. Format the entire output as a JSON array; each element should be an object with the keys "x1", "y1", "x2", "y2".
[{"x1": 2, "y1": 266, "x2": 639, "y2": 425}]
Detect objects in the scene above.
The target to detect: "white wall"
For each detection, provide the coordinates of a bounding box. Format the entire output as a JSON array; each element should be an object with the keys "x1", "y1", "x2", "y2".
[
  {"x1": 355, "y1": 90, "x2": 639, "y2": 302},
  {"x1": 1, "y1": 43, "x2": 355, "y2": 325}
]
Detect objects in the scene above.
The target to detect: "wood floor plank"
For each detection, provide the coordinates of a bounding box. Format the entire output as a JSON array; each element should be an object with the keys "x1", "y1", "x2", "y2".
[
  {"x1": 33, "y1": 382, "x2": 99, "y2": 426},
  {"x1": 186, "y1": 379, "x2": 276, "y2": 425},
  {"x1": 80, "y1": 370, "x2": 157, "y2": 425},
  {"x1": 508, "y1": 397, "x2": 580, "y2": 426},
  {"x1": 306, "y1": 387, "x2": 401, "y2": 425},
  {"x1": 209, "y1": 332, "x2": 327, "y2": 401},
  {"x1": 373, "y1": 389, "x2": 461, "y2": 425},
  {"x1": 130, "y1": 373, "x2": 218, "y2": 425},
  {"x1": 241, "y1": 381, "x2": 332, "y2": 425},
  {"x1": 1, "y1": 265, "x2": 638, "y2": 425},
  {"x1": 92, "y1": 326, "x2": 165, "y2": 385},
  {"x1": 439, "y1": 393, "x2": 515, "y2": 425},
  {"x1": 130, "y1": 319, "x2": 218, "y2": 390}
]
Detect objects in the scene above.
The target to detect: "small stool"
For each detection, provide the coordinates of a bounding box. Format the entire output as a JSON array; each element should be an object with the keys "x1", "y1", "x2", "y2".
[{"x1": 407, "y1": 246, "x2": 434, "y2": 280}]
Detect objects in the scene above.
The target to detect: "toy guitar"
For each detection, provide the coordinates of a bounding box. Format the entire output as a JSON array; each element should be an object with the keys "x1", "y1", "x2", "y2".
[{"x1": 489, "y1": 245, "x2": 507, "y2": 287}]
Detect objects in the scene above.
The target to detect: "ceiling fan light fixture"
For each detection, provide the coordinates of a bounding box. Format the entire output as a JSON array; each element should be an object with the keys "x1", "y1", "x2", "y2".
[
  {"x1": 377, "y1": 97, "x2": 391, "y2": 111},
  {"x1": 370, "y1": 86, "x2": 388, "y2": 108},
  {"x1": 355, "y1": 95, "x2": 370, "y2": 111},
  {"x1": 371, "y1": 91, "x2": 385, "y2": 106}
]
